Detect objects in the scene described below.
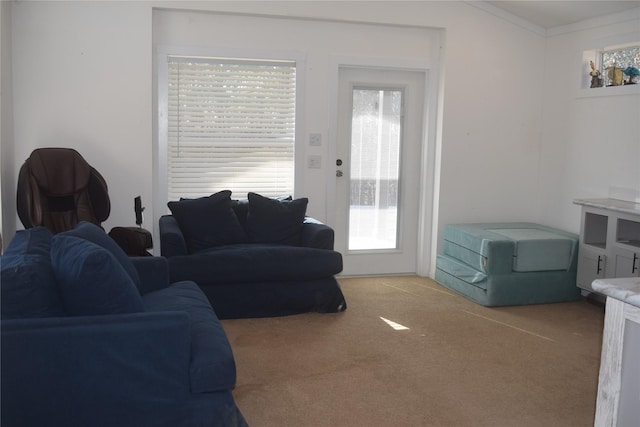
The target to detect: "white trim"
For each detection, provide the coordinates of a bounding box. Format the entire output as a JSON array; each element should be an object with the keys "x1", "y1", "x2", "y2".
[
  {"x1": 548, "y1": 7, "x2": 640, "y2": 37},
  {"x1": 575, "y1": 31, "x2": 640, "y2": 96},
  {"x1": 466, "y1": 1, "x2": 546, "y2": 37},
  {"x1": 470, "y1": 2, "x2": 640, "y2": 38},
  {"x1": 421, "y1": 31, "x2": 446, "y2": 278},
  {"x1": 327, "y1": 54, "x2": 430, "y2": 228},
  {"x1": 328, "y1": 49, "x2": 443, "y2": 277}
]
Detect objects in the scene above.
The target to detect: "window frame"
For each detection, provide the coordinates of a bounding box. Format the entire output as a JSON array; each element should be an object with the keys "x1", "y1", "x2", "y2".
[
  {"x1": 599, "y1": 44, "x2": 640, "y2": 86},
  {"x1": 154, "y1": 46, "x2": 306, "y2": 225},
  {"x1": 579, "y1": 37, "x2": 640, "y2": 96}
]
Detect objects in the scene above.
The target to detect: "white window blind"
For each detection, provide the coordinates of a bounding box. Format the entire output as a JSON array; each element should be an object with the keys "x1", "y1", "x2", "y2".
[{"x1": 167, "y1": 56, "x2": 296, "y2": 201}]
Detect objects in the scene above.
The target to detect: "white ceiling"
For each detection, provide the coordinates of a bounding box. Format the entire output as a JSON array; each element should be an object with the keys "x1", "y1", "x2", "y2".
[{"x1": 486, "y1": 1, "x2": 640, "y2": 29}]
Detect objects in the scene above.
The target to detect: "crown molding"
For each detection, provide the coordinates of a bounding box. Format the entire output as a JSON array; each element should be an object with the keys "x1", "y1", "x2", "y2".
[
  {"x1": 468, "y1": 2, "x2": 640, "y2": 38},
  {"x1": 465, "y1": 1, "x2": 547, "y2": 37},
  {"x1": 547, "y1": 7, "x2": 640, "y2": 37}
]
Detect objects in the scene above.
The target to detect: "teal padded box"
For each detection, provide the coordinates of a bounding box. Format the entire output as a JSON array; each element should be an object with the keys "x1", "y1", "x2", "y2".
[
  {"x1": 435, "y1": 223, "x2": 581, "y2": 307},
  {"x1": 487, "y1": 227, "x2": 574, "y2": 272}
]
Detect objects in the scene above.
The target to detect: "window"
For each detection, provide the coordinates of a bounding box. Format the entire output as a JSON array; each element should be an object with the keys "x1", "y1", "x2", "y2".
[
  {"x1": 166, "y1": 56, "x2": 296, "y2": 201},
  {"x1": 601, "y1": 45, "x2": 640, "y2": 86}
]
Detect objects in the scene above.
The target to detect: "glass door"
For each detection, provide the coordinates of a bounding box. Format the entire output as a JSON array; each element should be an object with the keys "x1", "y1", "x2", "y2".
[{"x1": 335, "y1": 67, "x2": 425, "y2": 275}]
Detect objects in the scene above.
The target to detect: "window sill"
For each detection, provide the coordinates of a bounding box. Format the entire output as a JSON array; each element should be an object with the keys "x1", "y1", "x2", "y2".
[{"x1": 577, "y1": 84, "x2": 640, "y2": 98}]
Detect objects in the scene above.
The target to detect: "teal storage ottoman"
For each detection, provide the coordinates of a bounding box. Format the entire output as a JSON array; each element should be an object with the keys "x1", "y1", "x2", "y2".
[{"x1": 434, "y1": 223, "x2": 581, "y2": 306}]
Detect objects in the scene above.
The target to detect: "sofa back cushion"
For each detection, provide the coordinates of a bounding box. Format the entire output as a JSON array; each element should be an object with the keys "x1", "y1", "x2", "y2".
[
  {"x1": 245, "y1": 192, "x2": 308, "y2": 245},
  {"x1": 51, "y1": 235, "x2": 145, "y2": 316},
  {"x1": 231, "y1": 195, "x2": 291, "y2": 228},
  {"x1": 1, "y1": 227, "x2": 66, "y2": 319},
  {"x1": 231, "y1": 199, "x2": 250, "y2": 229},
  {"x1": 60, "y1": 221, "x2": 141, "y2": 288},
  {"x1": 168, "y1": 190, "x2": 248, "y2": 253}
]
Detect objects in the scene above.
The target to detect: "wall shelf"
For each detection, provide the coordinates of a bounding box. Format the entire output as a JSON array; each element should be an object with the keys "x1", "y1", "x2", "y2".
[{"x1": 577, "y1": 84, "x2": 640, "y2": 98}]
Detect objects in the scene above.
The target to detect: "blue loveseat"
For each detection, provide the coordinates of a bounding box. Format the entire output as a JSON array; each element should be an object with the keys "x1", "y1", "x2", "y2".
[
  {"x1": 160, "y1": 191, "x2": 347, "y2": 319},
  {"x1": 1, "y1": 222, "x2": 246, "y2": 427}
]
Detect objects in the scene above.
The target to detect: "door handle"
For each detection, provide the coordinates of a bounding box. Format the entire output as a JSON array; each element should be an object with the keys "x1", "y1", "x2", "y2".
[
  {"x1": 633, "y1": 253, "x2": 638, "y2": 274},
  {"x1": 597, "y1": 255, "x2": 603, "y2": 274}
]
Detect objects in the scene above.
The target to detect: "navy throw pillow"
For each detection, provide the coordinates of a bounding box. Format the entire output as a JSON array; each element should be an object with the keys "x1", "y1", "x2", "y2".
[
  {"x1": 245, "y1": 192, "x2": 308, "y2": 245},
  {"x1": 60, "y1": 221, "x2": 141, "y2": 289},
  {"x1": 1, "y1": 227, "x2": 66, "y2": 319},
  {"x1": 168, "y1": 190, "x2": 248, "y2": 253},
  {"x1": 51, "y1": 235, "x2": 145, "y2": 316}
]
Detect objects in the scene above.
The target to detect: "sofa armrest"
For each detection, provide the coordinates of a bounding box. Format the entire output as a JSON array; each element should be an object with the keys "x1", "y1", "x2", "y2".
[
  {"x1": 159, "y1": 214, "x2": 188, "y2": 257},
  {"x1": 130, "y1": 256, "x2": 170, "y2": 295},
  {"x1": 1, "y1": 312, "x2": 192, "y2": 427},
  {"x1": 300, "y1": 217, "x2": 335, "y2": 250}
]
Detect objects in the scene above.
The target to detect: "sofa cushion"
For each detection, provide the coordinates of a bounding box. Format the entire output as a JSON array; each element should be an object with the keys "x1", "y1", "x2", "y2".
[
  {"x1": 246, "y1": 192, "x2": 308, "y2": 245},
  {"x1": 60, "y1": 221, "x2": 141, "y2": 289},
  {"x1": 487, "y1": 228, "x2": 575, "y2": 272},
  {"x1": 168, "y1": 244, "x2": 343, "y2": 284},
  {"x1": 168, "y1": 190, "x2": 248, "y2": 253},
  {"x1": 51, "y1": 235, "x2": 145, "y2": 316},
  {"x1": 231, "y1": 199, "x2": 250, "y2": 228},
  {"x1": 142, "y1": 281, "x2": 236, "y2": 392},
  {"x1": 1, "y1": 227, "x2": 66, "y2": 319}
]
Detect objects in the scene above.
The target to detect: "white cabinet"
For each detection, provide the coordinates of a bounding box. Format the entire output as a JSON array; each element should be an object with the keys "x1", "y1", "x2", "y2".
[
  {"x1": 574, "y1": 199, "x2": 640, "y2": 293},
  {"x1": 577, "y1": 246, "x2": 607, "y2": 290},
  {"x1": 612, "y1": 246, "x2": 640, "y2": 278}
]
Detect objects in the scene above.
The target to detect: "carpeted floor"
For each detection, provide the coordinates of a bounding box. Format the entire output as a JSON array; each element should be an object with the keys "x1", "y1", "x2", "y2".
[{"x1": 222, "y1": 276, "x2": 604, "y2": 426}]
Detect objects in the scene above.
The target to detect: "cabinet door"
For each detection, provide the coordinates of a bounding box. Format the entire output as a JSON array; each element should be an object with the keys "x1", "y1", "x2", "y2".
[
  {"x1": 577, "y1": 247, "x2": 607, "y2": 291},
  {"x1": 612, "y1": 247, "x2": 640, "y2": 278}
]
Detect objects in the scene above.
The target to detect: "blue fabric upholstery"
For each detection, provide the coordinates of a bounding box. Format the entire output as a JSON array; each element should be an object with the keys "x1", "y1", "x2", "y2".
[
  {"x1": 169, "y1": 244, "x2": 343, "y2": 284},
  {"x1": 300, "y1": 217, "x2": 335, "y2": 250},
  {"x1": 435, "y1": 222, "x2": 581, "y2": 306},
  {"x1": 1, "y1": 227, "x2": 65, "y2": 318},
  {"x1": 168, "y1": 190, "x2": 248, "y2": 253},
  {"x1": 60, "y1": 221, "x2": 141, "y2": 288},
  {"x1": 0, "y1": 226, "x2": 246, "y2": 427},
  {"x1": 51, "y1": 235, "x2": 145, "y2": 316},
  {"x1": 143, "y1": 281, "x2": 236, "y2": 393},
  {"x1": 246, "y1": 192, "x2": 308, "y2": 245},
  {"x1": 130, "y1": 256, "x2": 170, "y2": 295},
  {"x1": 198, "y1": 278, "x2": 348, "y2": 319},
  {"x1": 160, "y1": 196, "x2": 347, "y2": 319}
]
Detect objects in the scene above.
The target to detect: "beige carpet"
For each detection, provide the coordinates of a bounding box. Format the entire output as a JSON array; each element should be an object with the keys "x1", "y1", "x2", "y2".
[{"x1": 222, "y1": 276, "x2": 604, "y2": 426}]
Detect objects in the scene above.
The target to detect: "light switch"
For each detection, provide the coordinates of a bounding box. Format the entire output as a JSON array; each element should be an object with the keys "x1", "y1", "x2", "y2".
[
  {"x1": 309, "y1": 133, "x2": 322, "y2": 146},
  {"x1": 308, "y1": 155, "x2": 322, "y2": 168}
]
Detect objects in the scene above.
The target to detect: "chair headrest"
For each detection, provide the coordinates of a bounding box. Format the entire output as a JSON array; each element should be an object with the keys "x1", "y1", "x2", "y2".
[{"x1": 27, "y1": 148, "x2": 91, "y2": 195}]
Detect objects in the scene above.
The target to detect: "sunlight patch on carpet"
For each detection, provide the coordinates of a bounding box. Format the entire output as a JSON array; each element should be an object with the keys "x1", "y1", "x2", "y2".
[{"x1": 380, "y1": 317, "x2": 409, "y2": 330}]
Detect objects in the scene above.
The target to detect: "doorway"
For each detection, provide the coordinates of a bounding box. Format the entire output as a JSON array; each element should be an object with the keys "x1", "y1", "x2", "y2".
[{"x1": 334, "y1": 67, "x2": 426, "y2": 276}]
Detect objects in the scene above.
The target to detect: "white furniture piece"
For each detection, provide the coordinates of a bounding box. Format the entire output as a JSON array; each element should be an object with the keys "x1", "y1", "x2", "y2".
[
  {"x1": 574, "y1": 198, "x2": 640, "y2": 293},
  {"x1": 592, "y1": 278, "x2": 640, "y2": 427}
]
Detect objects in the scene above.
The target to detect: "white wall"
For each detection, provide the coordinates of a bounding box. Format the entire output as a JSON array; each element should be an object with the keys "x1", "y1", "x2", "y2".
[
  {"x1": 539, "y1": 14, "x2": 640, "y2": 234},
  {"x1": 11, "y1": 1, "x2": 618, "y2": 276},
  {"x1": 153, "y1": 8, "x2": 441, "y2": 224},
  {"x1": 1, "y1": 0, "x2": 14, "y2": 250},
  {"x1": 152, "y1": 1, "x2": 548, "y2": 268},
  {"x1": 10, "y1": 1, "x2": 153, "y2": 235}
]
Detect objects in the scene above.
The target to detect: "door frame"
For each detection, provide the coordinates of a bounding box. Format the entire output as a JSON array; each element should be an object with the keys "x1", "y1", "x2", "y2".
[{"x1": 327, "y1": 55, "x2": 443, "y2": 277}]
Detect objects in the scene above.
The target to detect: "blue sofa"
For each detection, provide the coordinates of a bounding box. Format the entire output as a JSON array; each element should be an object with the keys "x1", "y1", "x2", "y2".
[
  {"x1": 1, "y1": 223, "x2": 247, "y2": 427},
  {"x1": 160, "y1": 191, "x2": 347, "y2": 319}
]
